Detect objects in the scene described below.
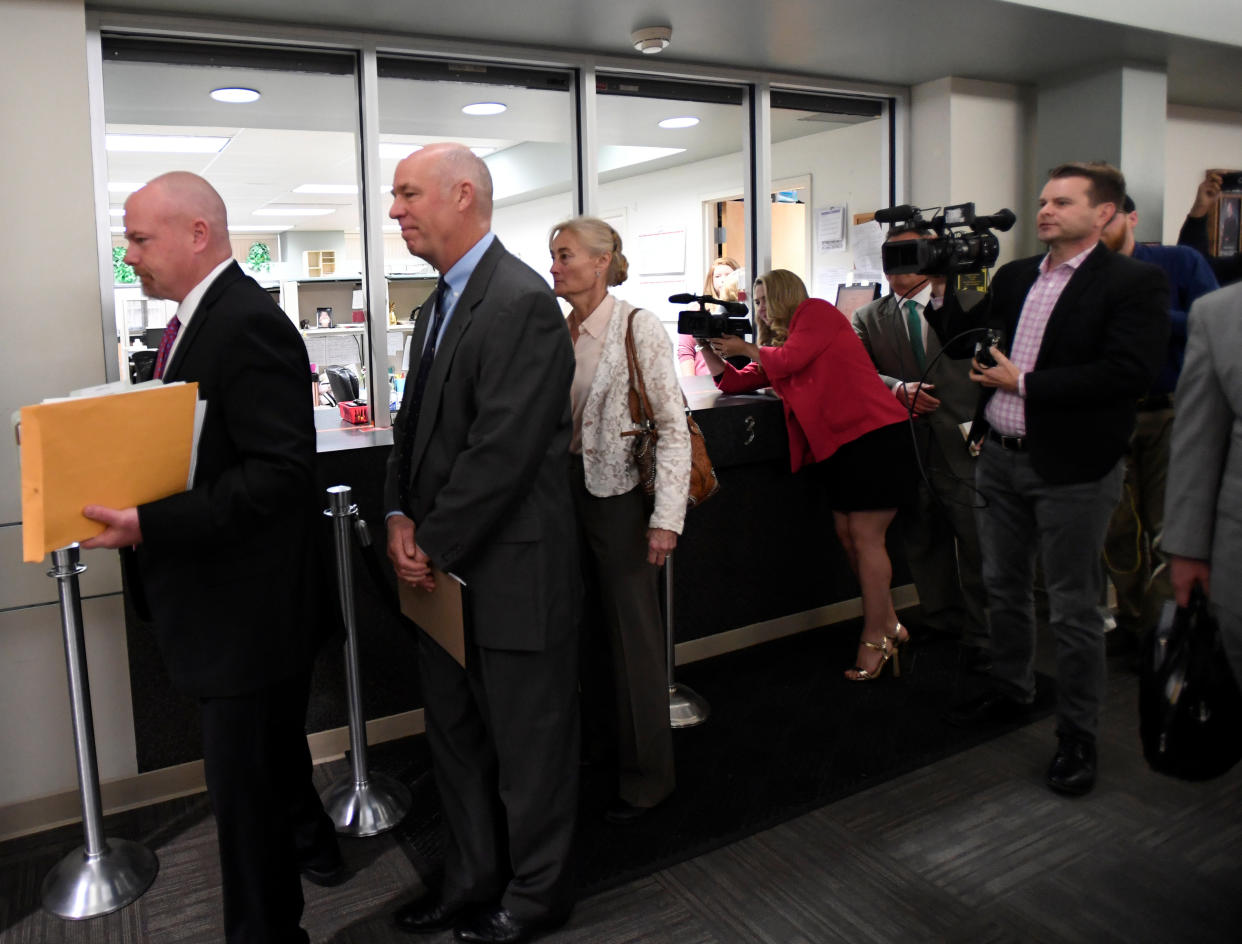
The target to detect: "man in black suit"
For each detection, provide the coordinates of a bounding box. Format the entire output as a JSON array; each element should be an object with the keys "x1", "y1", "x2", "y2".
[
  {"x1": 83, "y1": 172, "x2": 342, "y2": 942},
  {"x1": 383, "y1": 144, "x2": 579, "y2": 944},
  {"x1": 942, "y1": 162, "x2": 1168, "y2": 796}
]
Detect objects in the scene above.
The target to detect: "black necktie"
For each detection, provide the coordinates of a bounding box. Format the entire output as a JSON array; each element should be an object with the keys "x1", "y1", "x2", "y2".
[{"x1": 397, "y1": 278, "x2": 449, "y2": 514}]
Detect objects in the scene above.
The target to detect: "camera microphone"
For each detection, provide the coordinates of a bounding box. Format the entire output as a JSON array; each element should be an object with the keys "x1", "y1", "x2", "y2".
[
  {"x1": 874, "y1": 204, "x2": 919, "y2": 225},
  {"x1": 974, "y1": 208, "x2": 1017, "y2": 232},
  {"x1": 668, "y1": 293, "x2": 749, "y2": 316}
]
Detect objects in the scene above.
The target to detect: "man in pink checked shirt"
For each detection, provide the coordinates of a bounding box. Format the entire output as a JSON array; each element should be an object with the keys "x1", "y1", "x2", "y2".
[{"x1": 937, "y1": 162, "x2": 1168, "y2": 796}]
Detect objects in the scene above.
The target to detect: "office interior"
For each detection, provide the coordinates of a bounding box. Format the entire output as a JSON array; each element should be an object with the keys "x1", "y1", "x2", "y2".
[{"x1": 2, "y1": 0, "x2": 1241, "y2": 856}]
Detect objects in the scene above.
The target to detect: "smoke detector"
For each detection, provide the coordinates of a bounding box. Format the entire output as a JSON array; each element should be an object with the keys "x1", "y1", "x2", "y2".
[{"x1": 631, "y1": 25, "x2": 672, "y2": 55}]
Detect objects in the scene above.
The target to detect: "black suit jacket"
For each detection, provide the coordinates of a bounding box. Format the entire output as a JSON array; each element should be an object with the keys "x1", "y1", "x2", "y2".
[
  {"x1": 131, "y1": 261, "x2": 333, "y2": 697},
  {"x1": 383, "y1": 238, "x2": 578, "y2": 651},
  {"x1": 933, "y1": 242, "x2": 1170, "y2": 484}
]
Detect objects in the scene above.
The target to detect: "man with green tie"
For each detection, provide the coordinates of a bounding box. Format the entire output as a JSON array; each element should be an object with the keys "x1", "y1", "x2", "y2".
[{"x1": 853, "y1": 225, "x2": 990, "y2": 671}]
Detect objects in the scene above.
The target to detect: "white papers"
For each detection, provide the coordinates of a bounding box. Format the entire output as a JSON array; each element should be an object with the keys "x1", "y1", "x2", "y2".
[{"x1": 817, "y1": 205, "x2": 846, "y2": 252}]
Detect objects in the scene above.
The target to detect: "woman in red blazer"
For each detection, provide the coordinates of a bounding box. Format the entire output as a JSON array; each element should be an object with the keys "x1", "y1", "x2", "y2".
[{"x1": 702, "y1": 270, "x2": 914, "y2": 681}]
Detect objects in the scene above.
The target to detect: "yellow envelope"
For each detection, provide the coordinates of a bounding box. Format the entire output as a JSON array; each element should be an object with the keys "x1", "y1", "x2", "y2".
[
  {"x1": 398, "y1": 569, "x2": 465, "y2": 667},
  {"x1": 19, "y1": 383, "x2": 200, "y2": 562}
]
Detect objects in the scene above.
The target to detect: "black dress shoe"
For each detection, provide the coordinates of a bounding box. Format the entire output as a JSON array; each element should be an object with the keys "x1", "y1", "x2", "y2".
[
  {"x1": 1046, "y1": 736, "x2": 1097, "y2": 796},
  {"x1": 299, "y1": 844, "x2": 348, "y2": 887},
  {"x1": 394, "y1": 896, "x2": 463, "y2": 933},
  {"x1": 454, "y1": 906, "x2": 567, "y2": 944},
  {"x1": 604, "y1": 799, "x2": 656, "y2": 825},
  {"x1": 947, "y1": 689, "x2": 1034, "y2": 726}
]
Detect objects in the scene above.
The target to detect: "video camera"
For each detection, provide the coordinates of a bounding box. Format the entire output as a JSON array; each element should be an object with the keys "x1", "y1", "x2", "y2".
[
  {"x1": 672, "y1": 293, "x2": 751, "y2": 339},
  {"x1": 876, "y1": 202, "x2": 1016, "y2": 276}
]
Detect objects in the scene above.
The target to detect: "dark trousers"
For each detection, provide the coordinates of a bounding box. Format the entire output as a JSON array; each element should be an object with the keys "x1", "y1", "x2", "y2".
[
  {"x1": 199, "y1": 669, "x2": 337, "y2": 944},
  {"x1": 418, "y1": 625, "x2": 579, "y2": 923},
  {"x1": 975, "y1": 446, "x2": 1123, "y2": 741},
  {"x1": 570, "y1": 457, "x2": 675, "y2": 808}
]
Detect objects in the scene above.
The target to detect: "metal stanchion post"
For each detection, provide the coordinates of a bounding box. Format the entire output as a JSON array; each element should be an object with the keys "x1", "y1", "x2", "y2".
[
  {"x1": 664, "y1": 552, "x2": 709, "y2": 728},
  {"x1": 41, "y1": 545, "x2": 158, "y2": 920},
  {"x1": 321, "y1": 485, "x2": 411, "y2": 836}
]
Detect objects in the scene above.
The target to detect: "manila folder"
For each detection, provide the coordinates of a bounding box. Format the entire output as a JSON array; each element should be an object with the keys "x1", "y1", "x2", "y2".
[
  {"x1": 399, "y1": 570, "x2": 465, "y2": 667},
  {"x1": 20, "y1": 382, "x2": 200, "y2": 562}
]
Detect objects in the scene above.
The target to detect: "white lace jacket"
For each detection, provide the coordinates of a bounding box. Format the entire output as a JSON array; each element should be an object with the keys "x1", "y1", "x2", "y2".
[{"x1": 579, "y1": 297, "x2": 691, "y2": 535}]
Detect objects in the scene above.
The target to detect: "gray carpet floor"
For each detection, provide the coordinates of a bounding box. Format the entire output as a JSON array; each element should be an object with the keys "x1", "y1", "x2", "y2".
[{"x1": 3, "y1": 637, "x2": 1240, "y2": 943}]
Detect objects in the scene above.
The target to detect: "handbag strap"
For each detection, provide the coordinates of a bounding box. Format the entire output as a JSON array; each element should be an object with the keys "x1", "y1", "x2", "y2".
[{"x1": 623, "y1": 309, "x2": 657, "y2": 433}]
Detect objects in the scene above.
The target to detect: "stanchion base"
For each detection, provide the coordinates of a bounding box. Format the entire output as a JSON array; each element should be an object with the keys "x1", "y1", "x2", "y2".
[
  {"x1": 42, "y1": 838, "x2": 159, "y2": 920},
  {"x1": 323, "y1": 771, "x2": 412, "y2": 837},
  {"x1": 669, "y1": 683, "x2": 710, "y2": 728}
]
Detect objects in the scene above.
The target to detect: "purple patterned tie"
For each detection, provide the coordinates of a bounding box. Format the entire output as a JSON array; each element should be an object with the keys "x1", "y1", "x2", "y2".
[{"x1": 152, "y1": 315, "x2": 182, "y2": 380}]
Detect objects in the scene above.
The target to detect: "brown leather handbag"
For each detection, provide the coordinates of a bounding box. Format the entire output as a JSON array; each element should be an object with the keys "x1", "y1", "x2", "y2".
[{"x1": 621, "y1": 310, "x2": 719, "y2": 508}]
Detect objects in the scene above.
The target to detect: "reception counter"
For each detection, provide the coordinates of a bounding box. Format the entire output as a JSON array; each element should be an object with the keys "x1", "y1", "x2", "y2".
[{"x1": 124, "y1": 394, "x2": 910, "y2": 772}]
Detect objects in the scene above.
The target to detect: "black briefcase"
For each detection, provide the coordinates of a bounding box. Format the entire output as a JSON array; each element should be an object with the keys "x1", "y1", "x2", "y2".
[{"x1": 1139, "y1": 589, "x2": 1242, "y2": 781}]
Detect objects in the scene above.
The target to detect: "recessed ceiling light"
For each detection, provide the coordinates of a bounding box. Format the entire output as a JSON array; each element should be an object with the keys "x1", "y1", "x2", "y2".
[
  {"x1": 110, "y1": 225, "x2": 125, "y2": 234},
  {"x1": 108, "y1": 182, "x2": 143, "y2": 193},
  {"x1": 109, "y1": 207, "x2": 125, "y2": 216},
  {"x1": 462, "y1": 102, "x2": 507, "y2": 116},
  {"x1": 210, "y1": 87, "x2": 260, "y2": 104},
  {"x1": 105, "y1": 133, "x2": 230, "y2": 154},
  {"x1": 379, "y1": 142, "x2": 423, "y2": 160},
  {"x1": 254, "y1": 207, "x2": 335, "y2": 216},
  {"x1": 294, "y1": 183, "x2": 358, "y2": 195},
  {"x1": 658, "y1": 116, "x2": 700, "y2": 130},
  {"x1": 229, "y1": 225, "x2": 294, "y2": 233}
]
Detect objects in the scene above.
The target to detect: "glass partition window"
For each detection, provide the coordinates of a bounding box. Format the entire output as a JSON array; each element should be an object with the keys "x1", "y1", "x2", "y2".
[
  {"x1": 769, "y1": 90, "x2": 887, "y2": 304},
  {"x1": 376, "y1": 57, "x2": 575, "y2": 383},
  {"x1": 595, "y1": 75, "x2": 748, "y2": 361},
  {"x1": 101, "y1": 37, "x2": 367, "y2": 416}
]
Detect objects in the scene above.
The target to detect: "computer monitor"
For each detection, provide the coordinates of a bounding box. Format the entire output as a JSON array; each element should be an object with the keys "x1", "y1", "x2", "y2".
[
  {"x1": 834, "y1": 283, "x2": 880, "y2": 320},
  {"x1": 143, "y1": 327, "x2": 165, "y2": 350}
]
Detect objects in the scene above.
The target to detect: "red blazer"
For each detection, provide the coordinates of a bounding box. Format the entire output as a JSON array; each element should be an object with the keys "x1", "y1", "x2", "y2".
[{"x1": 716, "y1": 298, "x2": 907, "y2": 472}]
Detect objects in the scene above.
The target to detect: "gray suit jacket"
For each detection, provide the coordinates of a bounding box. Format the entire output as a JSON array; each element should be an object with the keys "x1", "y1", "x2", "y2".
[
  {"x1": 1163, "y1": 282, "x2": 1242, "y2": 617},
  {"x1": 852, "y1": 292, "x2": 976, "y2": 476},
  {"x1": 383, "y1": 238, "x2": 579, "y2": 651}
]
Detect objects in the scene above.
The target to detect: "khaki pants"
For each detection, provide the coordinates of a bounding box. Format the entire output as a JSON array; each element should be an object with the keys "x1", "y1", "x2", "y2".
[{"x1": 1105, "y1": 407, "x2": 1174, "y2": 635}]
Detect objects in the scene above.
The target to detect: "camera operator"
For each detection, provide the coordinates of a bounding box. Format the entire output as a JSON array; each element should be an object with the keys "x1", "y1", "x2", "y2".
[
  {"x1": 940, "y1": 162, "x2": 1168, "y2": 797},
  {"x1": 853, "y1": 226, "x2": 991, "y2": 673},
  {"x1": 702, "y1": 271, "x2": 917, "y2": 683}
]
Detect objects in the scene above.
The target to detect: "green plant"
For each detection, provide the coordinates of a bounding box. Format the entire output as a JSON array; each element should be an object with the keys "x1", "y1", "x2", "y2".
[
  {"x1": 247, "y1": 241, "x2": 272, "y2": 273},
  {"x1": 113, "y1": 245, "x2": 136, "y2": 284}
]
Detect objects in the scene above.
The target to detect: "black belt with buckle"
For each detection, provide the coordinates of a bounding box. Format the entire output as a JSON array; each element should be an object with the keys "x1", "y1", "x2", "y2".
[
  {"x1": 1136, "y1": 394, "x2": 1172, "y2": 412},
  {"x1": 987, "y1": 429, "x2": 1028, "y2": 451}
]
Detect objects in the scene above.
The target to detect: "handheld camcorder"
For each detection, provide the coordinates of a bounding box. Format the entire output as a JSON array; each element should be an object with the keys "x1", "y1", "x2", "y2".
[
  {"x1": 672, "y1": 293, "x2": 751, "y2": 339},
  {"x1": 974, "y1": 327, "x2": 1006, "y2": 367},
  {"x1": 877, "y1": 203, "x2": 1016, "y2": 276}
]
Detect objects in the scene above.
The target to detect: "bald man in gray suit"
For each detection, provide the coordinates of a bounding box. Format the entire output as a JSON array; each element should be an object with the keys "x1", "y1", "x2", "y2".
[{"x1": 1164, "y1": 282, "x2": 1242, "y2": 683}]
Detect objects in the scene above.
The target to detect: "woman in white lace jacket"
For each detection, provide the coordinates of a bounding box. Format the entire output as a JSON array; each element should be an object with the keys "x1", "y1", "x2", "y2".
[{"x1": 550, "y1": 216, "x2": 690, "y2": 823}]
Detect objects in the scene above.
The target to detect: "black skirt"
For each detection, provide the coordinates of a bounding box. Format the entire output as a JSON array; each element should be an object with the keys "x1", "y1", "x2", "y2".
[{"x1": 814, "y1": 420, "x2": 916, "y2": 512}]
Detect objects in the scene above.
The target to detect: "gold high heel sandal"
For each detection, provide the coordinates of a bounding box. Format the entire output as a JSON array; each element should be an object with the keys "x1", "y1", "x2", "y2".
[
  {"x1": 846, "y1": 635, "x2": 898, "y2": 682},
  {"x1": 885, "y1": 622, "x2": 910, "y2": 676}
]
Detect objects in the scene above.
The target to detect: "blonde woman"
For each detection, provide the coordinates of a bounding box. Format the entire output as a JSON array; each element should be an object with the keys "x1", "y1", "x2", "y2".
[
  {"x1": 702, "y1": 270, "x2": 915, "y2": 682},
  {"x1": 550, "y1": 216, "x2": 691, "y2": 823}
]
